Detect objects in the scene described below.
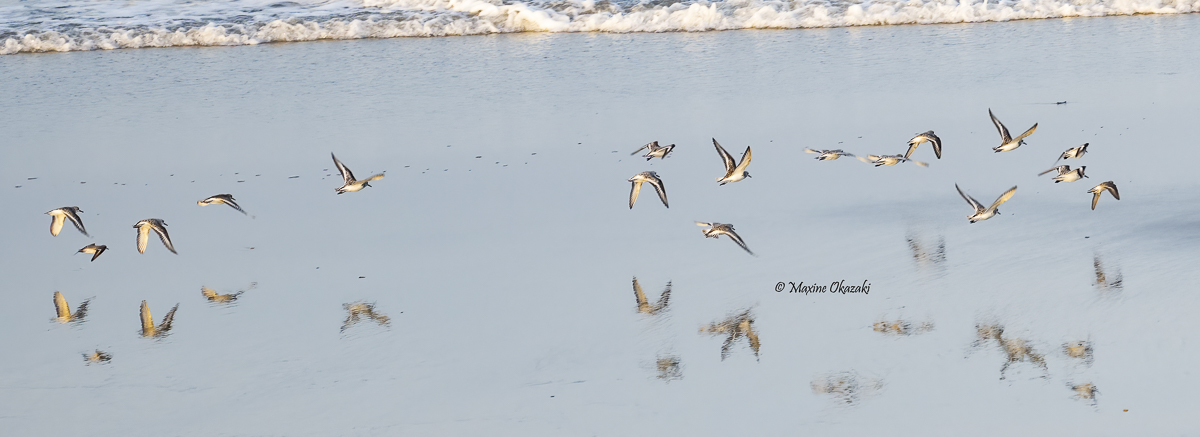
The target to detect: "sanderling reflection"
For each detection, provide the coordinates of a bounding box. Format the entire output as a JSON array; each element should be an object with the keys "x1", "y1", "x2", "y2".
[
  {"x1": 630, "y1": 141, "x2": 675, "y2": 160},
  {"x1": 955, "y1": 184, "x2": 1017, "y2": 223},
  {"x1": 1064, "y1": 341, "x2": 1094, "y2": 365},
  {"x1": 77, "y1": 243, "x2": 107, "y2": 262},
  {"x1": 140, "y1": 300, "x2": 178, "y2": 338},
  {"x1": 1087, "y1": 181, "x2": 1119, "y2": 210},
  {"x1": 341, "y1": 302, "x2": 390, "y2": 332},
  {"x1": 857, "y1": 154, "x2": 928, "y2": 167},
  {"x1": 904, "y1": 131, "x2": 942, "y2": 159},
  {"x1": 628, "y1": 171, "x2": 669, "y2": 209},
  {"x1": 1093, "y1": 255, "x2": 1123, "y2": 291},
  {"x1": 134, "y1": 219, "x2": 177, "y2": 254},
  {"x1": 1070, "y1": 383, "x2": 1099, "y2": 402},
  {"x1": 197, "y1": 194, "x2": 247, "y2": 215},
  {"x1": 46, "y1": 207, "x2": 88, "y2": 237},
  {"x1": 696, "y1": 222, "x2": 754, "y2": 255},
  {"x1": 712, "y1": 139, "x2": 751, "y2": 185},
  {"x1": 989, "y1": 108, "x2": 1038, "y2": 152},
  {"x1": 83, "y1": 350, "x2": 112, "y2": 364},
  {"x1": 332, "y1": 152, "x2": 385, "y2": 194},
  {"x1": 804, "y1": 149, "x2": 855, "y2": 161},
  {"x1": 52, "y1": 291, "x2": 89, "y2": 323},
  {"x1": 632, "y1": 277, "x2": 671, "y2": 315},
  {"x1": 700, "y1": 309, "x2": 760, "y2": 361},
  {"x1": 201, "y1": 286, "x2": 243, "y2": 303}
]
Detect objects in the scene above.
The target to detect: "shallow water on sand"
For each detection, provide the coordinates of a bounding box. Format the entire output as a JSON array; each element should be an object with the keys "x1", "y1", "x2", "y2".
[{"x1": 2, "y1": 14, "x2": 1199, "y2": 435}]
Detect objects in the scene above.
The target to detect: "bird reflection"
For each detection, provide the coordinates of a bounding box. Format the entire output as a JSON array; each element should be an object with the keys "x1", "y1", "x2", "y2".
[
  {"x1": 656, "y1": 355, "x2": 683, "y2": 381},
  {"x1": 201, "y1": 286, "x2": 242, "y2": 303},
  {"x1": 140, "y1": 301, "x2": 178, "y2": 338},
  {"x1": 700, "y1": 309, "x2": 760, "y2": 360},
  {"x1": 1069, "y1": 383, "x2": 1099, "y2": 404},
  {"x1": 972, "y1": 323, "x2": 1004, "y2": 349},
  {"x1": 83, "y1": 350, "x2": 111, "y2": 364},
  {"x1": 341, "y1": 302, "x2": 390, "y2": 332},
  {"x1": 52, "y1": 291, "x2": 89, "y2": 323},
  {"x1": 1063, "y1": 341, "x2": 1094, "y2": 366},
  {"x1": 905, "y1": 233, "x2": 946, "y2": 268},
  {"x1": 974, "y1": 324, "x2": 1048, "y2": 379},
  {"x1": 872, "y1": 319, "x2": 934, "y2": 336},
  {"x1": 1093, "y1": 255, "x2": 1123, "y2": 292},
  {"x1": 811, "y1": 371, "x2": 883, "y2": 405},
  {"x1": 632, "y1": 277, "x2": 671, "y2": 315}
]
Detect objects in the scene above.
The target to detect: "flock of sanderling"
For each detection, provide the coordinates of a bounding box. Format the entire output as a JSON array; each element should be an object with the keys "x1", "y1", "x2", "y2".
[
  {"x1": 46, "y1": 110, "x2": 1120, "y2": 399},
  {"x1": 48, "y1": 152, "x2": 392, "y2": 364},
  {"x1": 621, "y1": 107, "x2": 1120, "y2": 396},
  {"x1": 625, "y1": 108, "x2": 1121, "y2": 259}
]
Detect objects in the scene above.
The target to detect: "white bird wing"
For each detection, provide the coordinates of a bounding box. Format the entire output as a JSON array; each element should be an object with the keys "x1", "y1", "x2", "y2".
[
  {"x1": 1012, "y1": 123, "x2": 1038, "y2": 143},
  {"x1": 732, "y1": 147, "x2": 752, "y2": 174},
  {"x1": 956, "y1": 184, "x2": 985, "y2": 214},
  {"x1": 628, "y1": 180, "x2": 642, "y2": 209},
  {"x1": 989, "y1": 109, "x2": 1012, "y2": 143},
  {"x1": 909, "y1": 159, "x2": 929, "y2": 168},
  {"x1": 985, "y1": 186, "x2": 1018, "y2": 213},
  {"x1": 804, "y1": 148, "x2": 822, "y2": 154},
  {"x1": 50, "y1": 214, "x2": 65, "y2": 236},
  {"x1": 136, "y1": 225, "x2": 150, "y2": 254},
  {"x1": 713, "y1": 139, "x2": 736, "y2": 175}
]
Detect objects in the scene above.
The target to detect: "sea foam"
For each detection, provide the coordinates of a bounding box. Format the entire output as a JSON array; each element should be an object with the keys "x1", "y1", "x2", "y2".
[{"x1": 2, "y1": 0, "x2": 1197, "y2": 54}]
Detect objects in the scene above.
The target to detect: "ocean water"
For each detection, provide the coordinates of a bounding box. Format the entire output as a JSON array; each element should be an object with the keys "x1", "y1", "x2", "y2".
[
  {"x1": 2, "y1": 0, "x2": 1199, "y2": 54},
  {"x1": 2, "y1": 11, "x2": 1200, "y2": 436}
]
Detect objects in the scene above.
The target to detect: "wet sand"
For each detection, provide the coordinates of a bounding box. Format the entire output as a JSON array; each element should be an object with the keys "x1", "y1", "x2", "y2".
[{"x1": 1, "y1": 14, "x2": 1199, "y2": 435}]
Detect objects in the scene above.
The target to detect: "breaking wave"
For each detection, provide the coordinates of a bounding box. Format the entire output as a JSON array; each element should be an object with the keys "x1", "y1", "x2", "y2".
[{"x1": 2, "y1": 0, "x2": 1197, "y2": 54}]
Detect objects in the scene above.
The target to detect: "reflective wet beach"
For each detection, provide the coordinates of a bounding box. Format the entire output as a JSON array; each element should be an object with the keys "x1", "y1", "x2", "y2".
[{"x1": 2, "y1": 14, "x2": 1200, "y2": 434}]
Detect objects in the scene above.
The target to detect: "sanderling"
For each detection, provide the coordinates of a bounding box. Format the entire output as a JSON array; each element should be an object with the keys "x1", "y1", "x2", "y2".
[
  {"x1": 332, "y1": 152, "x2": 385, "y2": 194},
  {"x1": 134, "y1": 219, "x2": 177, "y2": 254},
  {"x1": 1056, "y1": 143, "x2": 1089, "y2": 163},
  {"x1": 630, "y1": 141, "x2": 675, "y2": 160},
  {"x1": 804, "y1": 149, "x2": 855, "y2": 161},
  {"x1": 77, "y1": 243, "x2": 107, "y2": 262},
  {"x1": 1087, "y1": 181, "x2": 1119, "y2": 210},
  {"x1": 989, "y1": 109, "x2": 1038, "y2": 152},
  {"x1": 1053, "y1": 166, "x2": 1087, "y2": 183},
  {"x1": 905, "y1": 131, "x2": 942, "y2": 160},
  {"x1": 46, "y1": 207, "x2": 88, "y2": 237},
  {"x1": 696, "y1": 222, "x2": 754, "y2": 255},
  {"x1": 857, "y1": 154, "x2": 928, "y2": 167},
  {"x1": 713, "y1": 139, "x2": 751, "y2": 185},
  {"x1": 197, "y1": 194, "x2": 247, "y2": 215},
  {"x1": 628, "y1": 171, "x2": 669, "y2": 209},
  {"x1": 955, "y1": 184, "x2": 1017, "y2": 223}
]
